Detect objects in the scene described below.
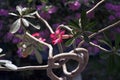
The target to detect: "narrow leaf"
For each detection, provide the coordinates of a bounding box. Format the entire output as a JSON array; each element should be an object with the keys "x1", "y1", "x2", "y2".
[
  {"x1": 85, "y1": 21, "x2": 96, "y2": 30},
  {"x1": 69, "y1": 20, "x2": 80, "y2": 29},
  {"x1": 83, "y1": 33, "x2": 90, "y2": 43},
  {"x1": 115, "y1": 33, "x2": 120, "y2": 49},
  {"x1": 22, "y1": 18, "x2": 29, "y2": 27},
  {"x1": 4, "y1": 63, "x2": 17, "y2": 70},
  {"x1": 10, "y1": 19, "x2": 21, "y2": 34},
  {"x1": 81, "y1": 10, "x2": 88, "y2": 30},
  {"x1": 34, "y1": 48, "x2": 42, "y2": 64},
  {"x1": 16, "y1": 6, "x2": 22, "y2": 15},
  {"x1": 9, "y1": 13, "x2": 18, "y2": 16},
  {"x1": 65, "y1": 38, "x2": 75, "y2": 47}
]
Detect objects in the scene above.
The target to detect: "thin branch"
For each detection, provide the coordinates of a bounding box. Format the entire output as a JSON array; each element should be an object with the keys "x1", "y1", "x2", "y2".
[
  {"x1": 86, "y1": 0, "x2": 105, "y2": 14},
  {"x1": 35, "y1": 11, "x2": 54, "y2": 34},
  {"x1": 89, "y1": 42, "x2": 111, "y2": 52},
  {"x1": 0, "y1": 64, "x2": 60, "y2": 71},
  {"x1": 78, "y1": 20, "x2": 120, "y2": 48}
]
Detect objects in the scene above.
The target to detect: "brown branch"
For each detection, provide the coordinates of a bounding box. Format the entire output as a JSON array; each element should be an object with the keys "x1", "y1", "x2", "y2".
[
  {"x1": 86, "y1": 0, "x2": 105, "y2": 14},
  {"x1": 78, "y1": 20, "x2": 120, "y2": 48},
  {"x1": 0, "y1": 64, "x2": 60, "y2": 71}
]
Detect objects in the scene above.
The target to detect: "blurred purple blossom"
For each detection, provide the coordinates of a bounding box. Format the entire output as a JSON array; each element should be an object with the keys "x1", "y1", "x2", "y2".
[
  {"x1": 83, "y1": 0, "x2": 89, "y2": 3},
  {"x1": 115, "y1": 12, "x2": 120, "y2": 17},
  {"x1": 88, "y1": 40, "x2": 100, "y2": 55},
  {"x1": 105, "y1": 3, "x2": 120, "y2": 12},
  {"x1": 48, "y1": 6, "x2": 57, "y2": 14},
  {"x1": 17, "y1": 48, "x2": 22, "y2": 58},
  {"x1": 87, "y1": 11, "x2": 95, "y2": 19},
  {"x1": 12, "y1": 37, "x2": 22, "y2": 44},
  {"x1": 37, "y1": 5, "x2": 43, "y2": 10},
  {"x1": 108, "y1": 15, "x2": 115, "y2": 21},
  {"x1": 0, "y1": 9, "x2": 8, "y2": 16},
  {"x1": 75, "y1": 13, "x2": 81, "y2": 19},
  {"x1": 40, "y1": 11, "x2": 51, "y2": 20},
  {"x1": 3, "y1": 32, "x2": 13, "y2": 42},
  {"x1": 68, "y1": 1, "x2": 81, "y2": 11},
  {"x1": 0, "y1": 21, "x2": 3, "y2": 30}
]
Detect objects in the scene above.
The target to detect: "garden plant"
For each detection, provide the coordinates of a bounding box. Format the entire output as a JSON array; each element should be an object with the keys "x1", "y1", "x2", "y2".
[{"x1": 0, "y1": 0, "x2": 120, "y2": 80}]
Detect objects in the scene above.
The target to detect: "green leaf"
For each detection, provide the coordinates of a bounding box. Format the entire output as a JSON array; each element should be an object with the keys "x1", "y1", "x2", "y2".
[
  {"x1": 115, "y1": 33, "x2": 120, "y2": 49},
  {"x1": 80, "y1": 10, "x2": 88, "y2": 30},
  {"x1": 69, "y1": 20, "x2": 80, "y2": 29},
  {"x1": 41, "y1": 0, "x2": 48, "y2": 3},
  {"x1": 99, "y1": 52, "x2": 110, "y2": 60},
  {"x1": 85, "y1": 21, "x2": 96, "y2": 30},
  {"x1": 28, "y1": 0, "x2": 32, "y2": 3},
  {"x1": 10, "y1": 19, "x2": 21, "y2": 34},
  {"x1": 65, "y1": 38, "x2": 75, "y2": 47},
  {"x1": 22, "y1": 18, "x2": 29, "y2": 27},
  {"x1": 33, "y1": 48, "x2": 43, "y2": 64},
  {"x1": 23, "y1": 46, "x2": 33, "y2": 55},
  {"x1": 83, "y1": 33, "x2": 90, "y2": 43}
]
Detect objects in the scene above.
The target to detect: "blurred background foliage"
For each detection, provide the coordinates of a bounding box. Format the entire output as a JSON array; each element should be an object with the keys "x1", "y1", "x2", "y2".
[{"x1": 0, "y1": 0, "x2": 120, "y2": 80}]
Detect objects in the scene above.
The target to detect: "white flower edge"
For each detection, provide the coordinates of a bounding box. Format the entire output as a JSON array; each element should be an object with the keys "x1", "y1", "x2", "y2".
[
  {"x1": 4, "y1": 63, "x2": 18, "y2": 70},
  {"x1": 0, "y1": 48, "x2": 3, "y2": 53}
]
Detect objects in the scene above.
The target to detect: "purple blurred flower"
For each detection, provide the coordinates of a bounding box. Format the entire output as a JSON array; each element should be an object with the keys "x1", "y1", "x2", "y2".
[
  {"x1": 12, "y1": 37, "x2": 21, "y2": 44},
  {"x1": 0, "y1": 9, "x2": 8, "y2": 16},
  {"x1": 68, "y1": 1, "x2": 81, "y2": 11},
  {"x1": 105, "y1": 3, "x2": 120, "y2": 12},
  {"x1": 115, "y1": 12, "x2": 120, "y2": 17},
  {"x1": 40, "y1": 11, "x2": 51, "y2": 20},
  {"x1": 108, "y1": 15, "x2": 115, "y2": 21},
  {"x1": 17, "y1": 48, "x2": 23, "y2": 58},
  {"x1": 75, "y1": 13, "x2": 81, "y2": 19},
  {"x1": 83, "y1": 0, "x2": 89, "y2": 3},
  {"x1": 88, "y1": 40, "x2": 100, "y2": 55},
  {"x1": 0, "y1": 21, "x2": 3, "y2": 30},
  {"x1": 87, "y1": 11, "x2": 95, "y2": 19},
  {"x1": 48, "y1": 6, "x2": 57, "y2": 14},
  {"x1": 3, "y1": 32, "x2": 13, "y2": 42},
  {"x1": 37, "y1": 5, "x2": 43, "y2": 10},
  {"x1": 115, "y1": 26, "x2": 120, "y2": 33}
]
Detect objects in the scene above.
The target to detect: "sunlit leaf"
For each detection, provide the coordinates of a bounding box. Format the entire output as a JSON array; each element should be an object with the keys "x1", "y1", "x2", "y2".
[
  {"x1": 9, "y1": 13, "x2": 18, "y2": 16},
  {"x1": 22, "y1": 18, "x2": 29, "y2": 27},
  {"x1": 34, "y1": 48, "x2": 42, "y2": 64},
  {"x1": 4, "y1": 63, "x2": 17, "y2": 70},
  {"x1": 10, "y1": 19, "x2": 21, "y2": 34},
  {"x1": 0, "y1": 48, "x2": 3, "y2": 53},
  {"x1": 16, "y1": 6, "x2": 22, "y2": 15},
  {"x1": 23, "y1": 14, "x2": 35, "y2": 18}
]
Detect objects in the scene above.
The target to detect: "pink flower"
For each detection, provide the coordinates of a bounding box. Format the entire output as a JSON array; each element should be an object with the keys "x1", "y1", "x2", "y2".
[
  {"x1": 50, "y1": 29, "x2": 73, "y2": 45},
  {"x1": 32, "y1": 32, "x2": 46, "y2": 42},
  {"x1": 50, "y1": 29, "x2": 65, "y2": 45}
]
